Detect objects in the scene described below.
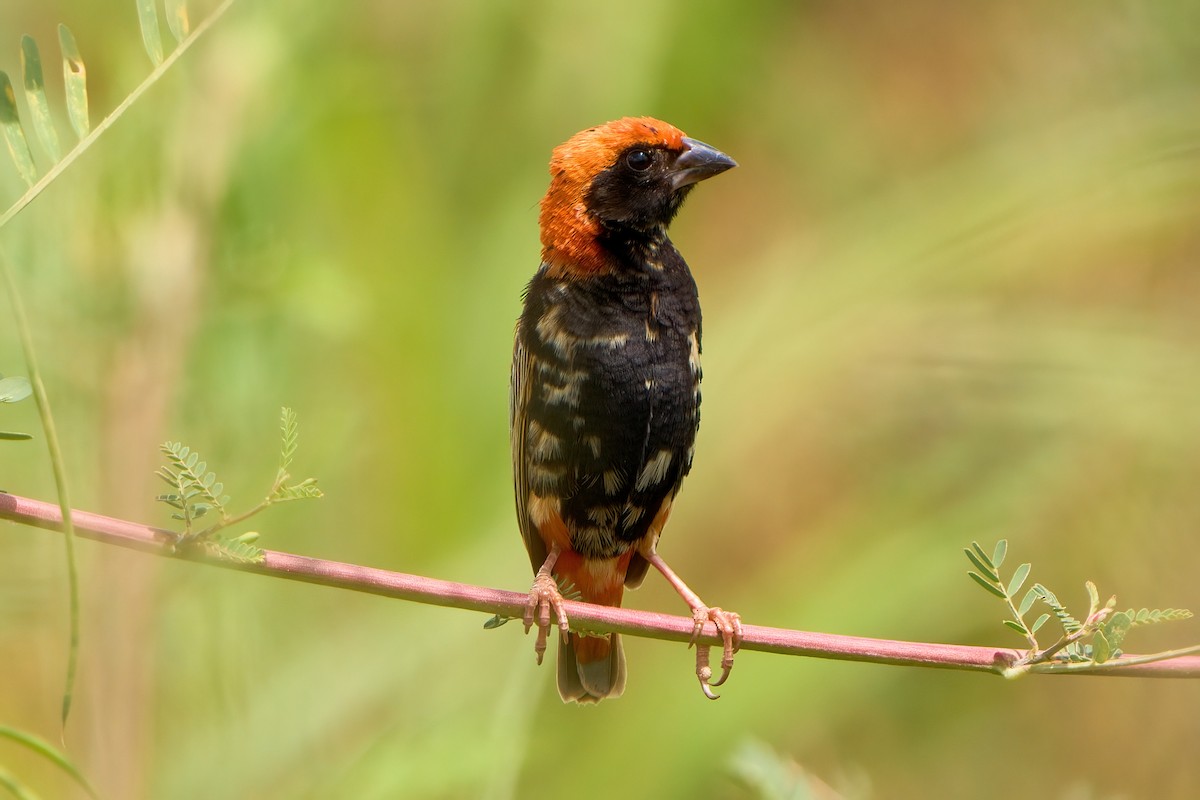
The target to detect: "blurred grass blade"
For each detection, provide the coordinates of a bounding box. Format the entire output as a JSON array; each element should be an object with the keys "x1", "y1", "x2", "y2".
[
  {"x1": 19, "y1": 36, "x2": 62, "y2": 163},
  {"x1": 136, "y1": 0, "x2": 165, "y2": 65},
  {"x1": 0, "y1": 73, "x2": 38, "y2": 187},
  {"x1": 57, "y1": 25, "x2": 89, "y2": 139},
  {"x1": 0, "y1": 727, "x2": 98, "y2": 799},
  {"x1": 0, "y1": 431, "x2": 34, "y2": 440},
  {"x1": 165, "y1": 0, "x2": 191, "y2": 43},
  {"x1": 0, "y1": 767, "x2": 41, "y2": 800}
]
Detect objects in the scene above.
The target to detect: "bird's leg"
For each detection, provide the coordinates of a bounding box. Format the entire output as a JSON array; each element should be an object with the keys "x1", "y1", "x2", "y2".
[
  {"x1": 523, "y1": 544, "x2": 570, "y2": 665},
  {"x1": 644, "y1": 550, "x2": 742, "y2": 697}
]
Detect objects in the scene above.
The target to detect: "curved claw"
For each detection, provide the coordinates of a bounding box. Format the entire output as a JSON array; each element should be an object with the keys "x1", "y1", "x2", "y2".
[
  {"x1": 708, "y1": 661, "x2": 734, "y2": 688},
  {"x1": 524, "y1": 572, "x2": 569, "y2": 665},
  {"x1": 694, "y1": 644, "x2": 722, "y2": 699}
]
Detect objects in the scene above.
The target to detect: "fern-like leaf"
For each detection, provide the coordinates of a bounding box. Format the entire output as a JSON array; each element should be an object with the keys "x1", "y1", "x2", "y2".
[
  {"x1": 273, "y1": 481, "x2": 324, "y2": 502},
  {"x1": 278, "y1": 406, "x2": 298, "y2": 479},
  {"x1": 1032, "y1": 583, "x2": 1083, "y2": 635},
  {"x1": 157, "y1": 441, "x2": 230, "y2": 517},
  {"x1": 1128, "y1": 608, "x2": 1193, "y2": 626},
  {"x1": 201, "y1": 532, "x2": 265, "y2": 564}
]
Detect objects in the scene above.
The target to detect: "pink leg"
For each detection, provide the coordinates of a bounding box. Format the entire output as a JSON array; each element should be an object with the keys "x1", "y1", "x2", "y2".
[
  {"x1": 644, "y1": 551, "x2": 743, "y2": 699},
  {"x1": 523, "y1": 544, "x2": 570, "y2": 665}
]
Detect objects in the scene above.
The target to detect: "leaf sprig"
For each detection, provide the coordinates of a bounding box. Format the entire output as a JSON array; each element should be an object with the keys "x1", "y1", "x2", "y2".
[
  {"x1": 965, "y1": 539, "x2": 1195, "y2": 676},
  {"x1": 0, "y1": 373, "x2": 33, "y2": 440},
  {"x1": 154, "y1": 407, "x2": 323, "y2": 562}
]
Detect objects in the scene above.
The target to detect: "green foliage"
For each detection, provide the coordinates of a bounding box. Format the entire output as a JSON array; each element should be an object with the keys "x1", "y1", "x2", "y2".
[
  {"x1": 0, "y1": 25, "x2": 91, "y2": 190},
  {"x1": 155, "y1": 441, "x2": 231, "y2": 532},
  {"x1": 56, "y1": 25, "x2": 89, "y2": 140},
  {"x1": 966, "y1": 540, "x2": 1195, "y2": 674},
  {"x1": 0, "y1": 74, "x2": 36, "y2": 188},
  {"x1": 0, "y1": 374, "x2": 32, "y2": 440},
  {"x1": 135, "y1": 0, "x2": 165, "y2": 66},
  {"x1": 19, "y1": 37, "x2": 61, "y2": 163},
  {"x1": 0, "y1": 726, "x2": 97, "y2": 799},
  {"x1": 154, "y1": 407, "x2": 322, "y2": 562}
]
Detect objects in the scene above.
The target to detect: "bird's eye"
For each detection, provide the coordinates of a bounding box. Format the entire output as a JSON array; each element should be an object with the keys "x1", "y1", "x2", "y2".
[{"x1": 625, "y1": 149, "x2": 653, "y2": 172}]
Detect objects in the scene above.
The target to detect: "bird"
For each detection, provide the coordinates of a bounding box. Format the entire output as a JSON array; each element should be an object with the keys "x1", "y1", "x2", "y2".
[{"x1": 510, "y1": 117, "x2": 740, "y2": 702}]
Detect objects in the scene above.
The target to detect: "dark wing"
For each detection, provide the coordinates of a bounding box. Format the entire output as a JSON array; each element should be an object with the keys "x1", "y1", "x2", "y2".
[{"x1": 510, "y1": 328, "x2": 548, "y2": 574}]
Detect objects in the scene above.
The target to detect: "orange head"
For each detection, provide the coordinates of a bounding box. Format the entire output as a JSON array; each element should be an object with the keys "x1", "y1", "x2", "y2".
[{"x1": 538, "y1": 117, "x2": 736, "y2": 275}]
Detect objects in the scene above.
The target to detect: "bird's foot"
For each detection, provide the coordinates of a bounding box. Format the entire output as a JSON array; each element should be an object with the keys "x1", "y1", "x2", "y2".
[
  {"x1": 689, "y1": 606, "x2": 743, "y2": 699},
  {"x1": 523, "y1": 571, "x2": 570, "y2": 665}
]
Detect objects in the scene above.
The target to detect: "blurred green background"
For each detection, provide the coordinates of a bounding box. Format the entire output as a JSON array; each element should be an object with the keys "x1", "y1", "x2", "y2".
[{"x1": 2, "y1": 0, "x2": 1199, "y2": 797}]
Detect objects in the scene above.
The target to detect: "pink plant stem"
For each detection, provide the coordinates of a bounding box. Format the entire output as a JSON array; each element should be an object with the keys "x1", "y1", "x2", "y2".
[{"x1": 2, "y1": 491, "x2": 1198, "y2": 678}]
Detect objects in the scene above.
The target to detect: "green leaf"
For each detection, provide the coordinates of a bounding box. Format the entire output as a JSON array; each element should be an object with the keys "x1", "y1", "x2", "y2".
[
  {"x1": 968, "y1": 571, "x2": 1006, "y2": 599},
  {"x1": 136, "y1": 0, "x2": 165, "y2": 65},
  {"x1": 963, "y1": 547, "x2": 999, "y2": 582},
  {"x1": 1002, "y1": 619, "x2": 1028, "y2": 635},
  {"x1": 968, "y1": 541, "x2": 995, "y2": 570},
  {"x1": 278, "y1": 406, "x2": 299, "y2": 475},
  {"x1": 0, "y1": 725, "x2": 98, "y2": 798},
  {"x1": 1031, "y1": 613, "x2": 1050, "y2": 633},
  {"x1": 1018, "y1": 587, "x2": 1038, "y2": 617},
  {"x1": 1103, "y1": 611, "x2": 1133, "y2": 652},
  {"x1": 0, "y1": 72, "x2": 37, "y2": 187},
  {"x1": 0, "y1": 376, "x2": 32, "y2": 402},
  {"x1": 1093, "y1": 629, "x2": 1112, "y2": 664},
  {"x1": 19, "y1": 36, "x2": 61, "y2": 162},
  {"x1": 57, "y1": 25, "x2": 89, "y2": 139},
  {"x1": 1007, "y1": 563, "x2": 1031, "y2": 598},
  {"x1": 274, "y1": 481, "x2": 324, "y2": 501},
  {"x1": 0, "y1": 430, "x2": 34, "y2": 440},
  {"x1": 1128, "y1": 607, "x2": 1193, "y2": 626},
  {"x1": 201, "y1": 534, "x2": 264, "y2": 564},
  {"x1": 165, "y1": 0, "x2": 190, "y2": 43},
  {"x1": 1033, "y1": 583, "x2": 1083, "y2": 634},
  {"x1": 483, "y1": 614, "x2": 512, "y2": 629},
  {"x1": 1085, "y1": 580, "x2": 1100, "y2": 615},
  {"x1": 991, "y1": 539, "x2": 1007, "y2": 569}
]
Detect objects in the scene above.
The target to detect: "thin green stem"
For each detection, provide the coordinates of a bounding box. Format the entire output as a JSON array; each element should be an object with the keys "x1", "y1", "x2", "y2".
[
  {"x1": 0, "y1": 246, "x2": 80, "y2": 727},
  {"x1": 1029, "y1": 644, "x2": 1200, "y2": 673}
]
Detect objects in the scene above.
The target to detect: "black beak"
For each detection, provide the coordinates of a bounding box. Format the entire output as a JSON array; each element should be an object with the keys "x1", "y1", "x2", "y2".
[{"x1": 671, "y1": 136, "x2": 737, "y2": 190}]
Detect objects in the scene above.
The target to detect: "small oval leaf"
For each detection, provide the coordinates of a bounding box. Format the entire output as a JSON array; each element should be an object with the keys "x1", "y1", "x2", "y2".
[
  {"x1": 0, "y1": 71, "x2": 38, "y2": 187},
  {"x1": 1018, "y1": 587, "x2": 1038, "y2": 617},
  {"x1": 165, "y1": 0, "x2": 190, "y2": 43},
  {"x1": 20, "y1": 35, "x2": 61, "y2": 162},
  {"x1": 58, "y1": 25, "x2": 89, "y2": 139},
  {"x1": 1007, "y1": 563, "x2": 1031, "y2": 598},
  {"x1": 991, "y1": 539, "x2": 1007, "y2": 569},
  {"x1": 0, "y1": 376, "x2": 32, "y2": 402},
  {"x1": 136, "y1": 0, "x2": 165, "y2": 65},
  {"x1": 968, "y1": 571, "x2": 1006, "y2": 599}
]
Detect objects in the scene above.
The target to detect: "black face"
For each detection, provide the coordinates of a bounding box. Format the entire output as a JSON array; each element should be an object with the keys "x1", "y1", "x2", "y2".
[{"x1": 584, "y1": 145, "x2": 690, "y2": 234}]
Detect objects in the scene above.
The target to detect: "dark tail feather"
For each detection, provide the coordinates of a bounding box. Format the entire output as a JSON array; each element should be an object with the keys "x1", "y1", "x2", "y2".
[{"x1": 557, "y1": 633, "x2": 626, "y2": 703}]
